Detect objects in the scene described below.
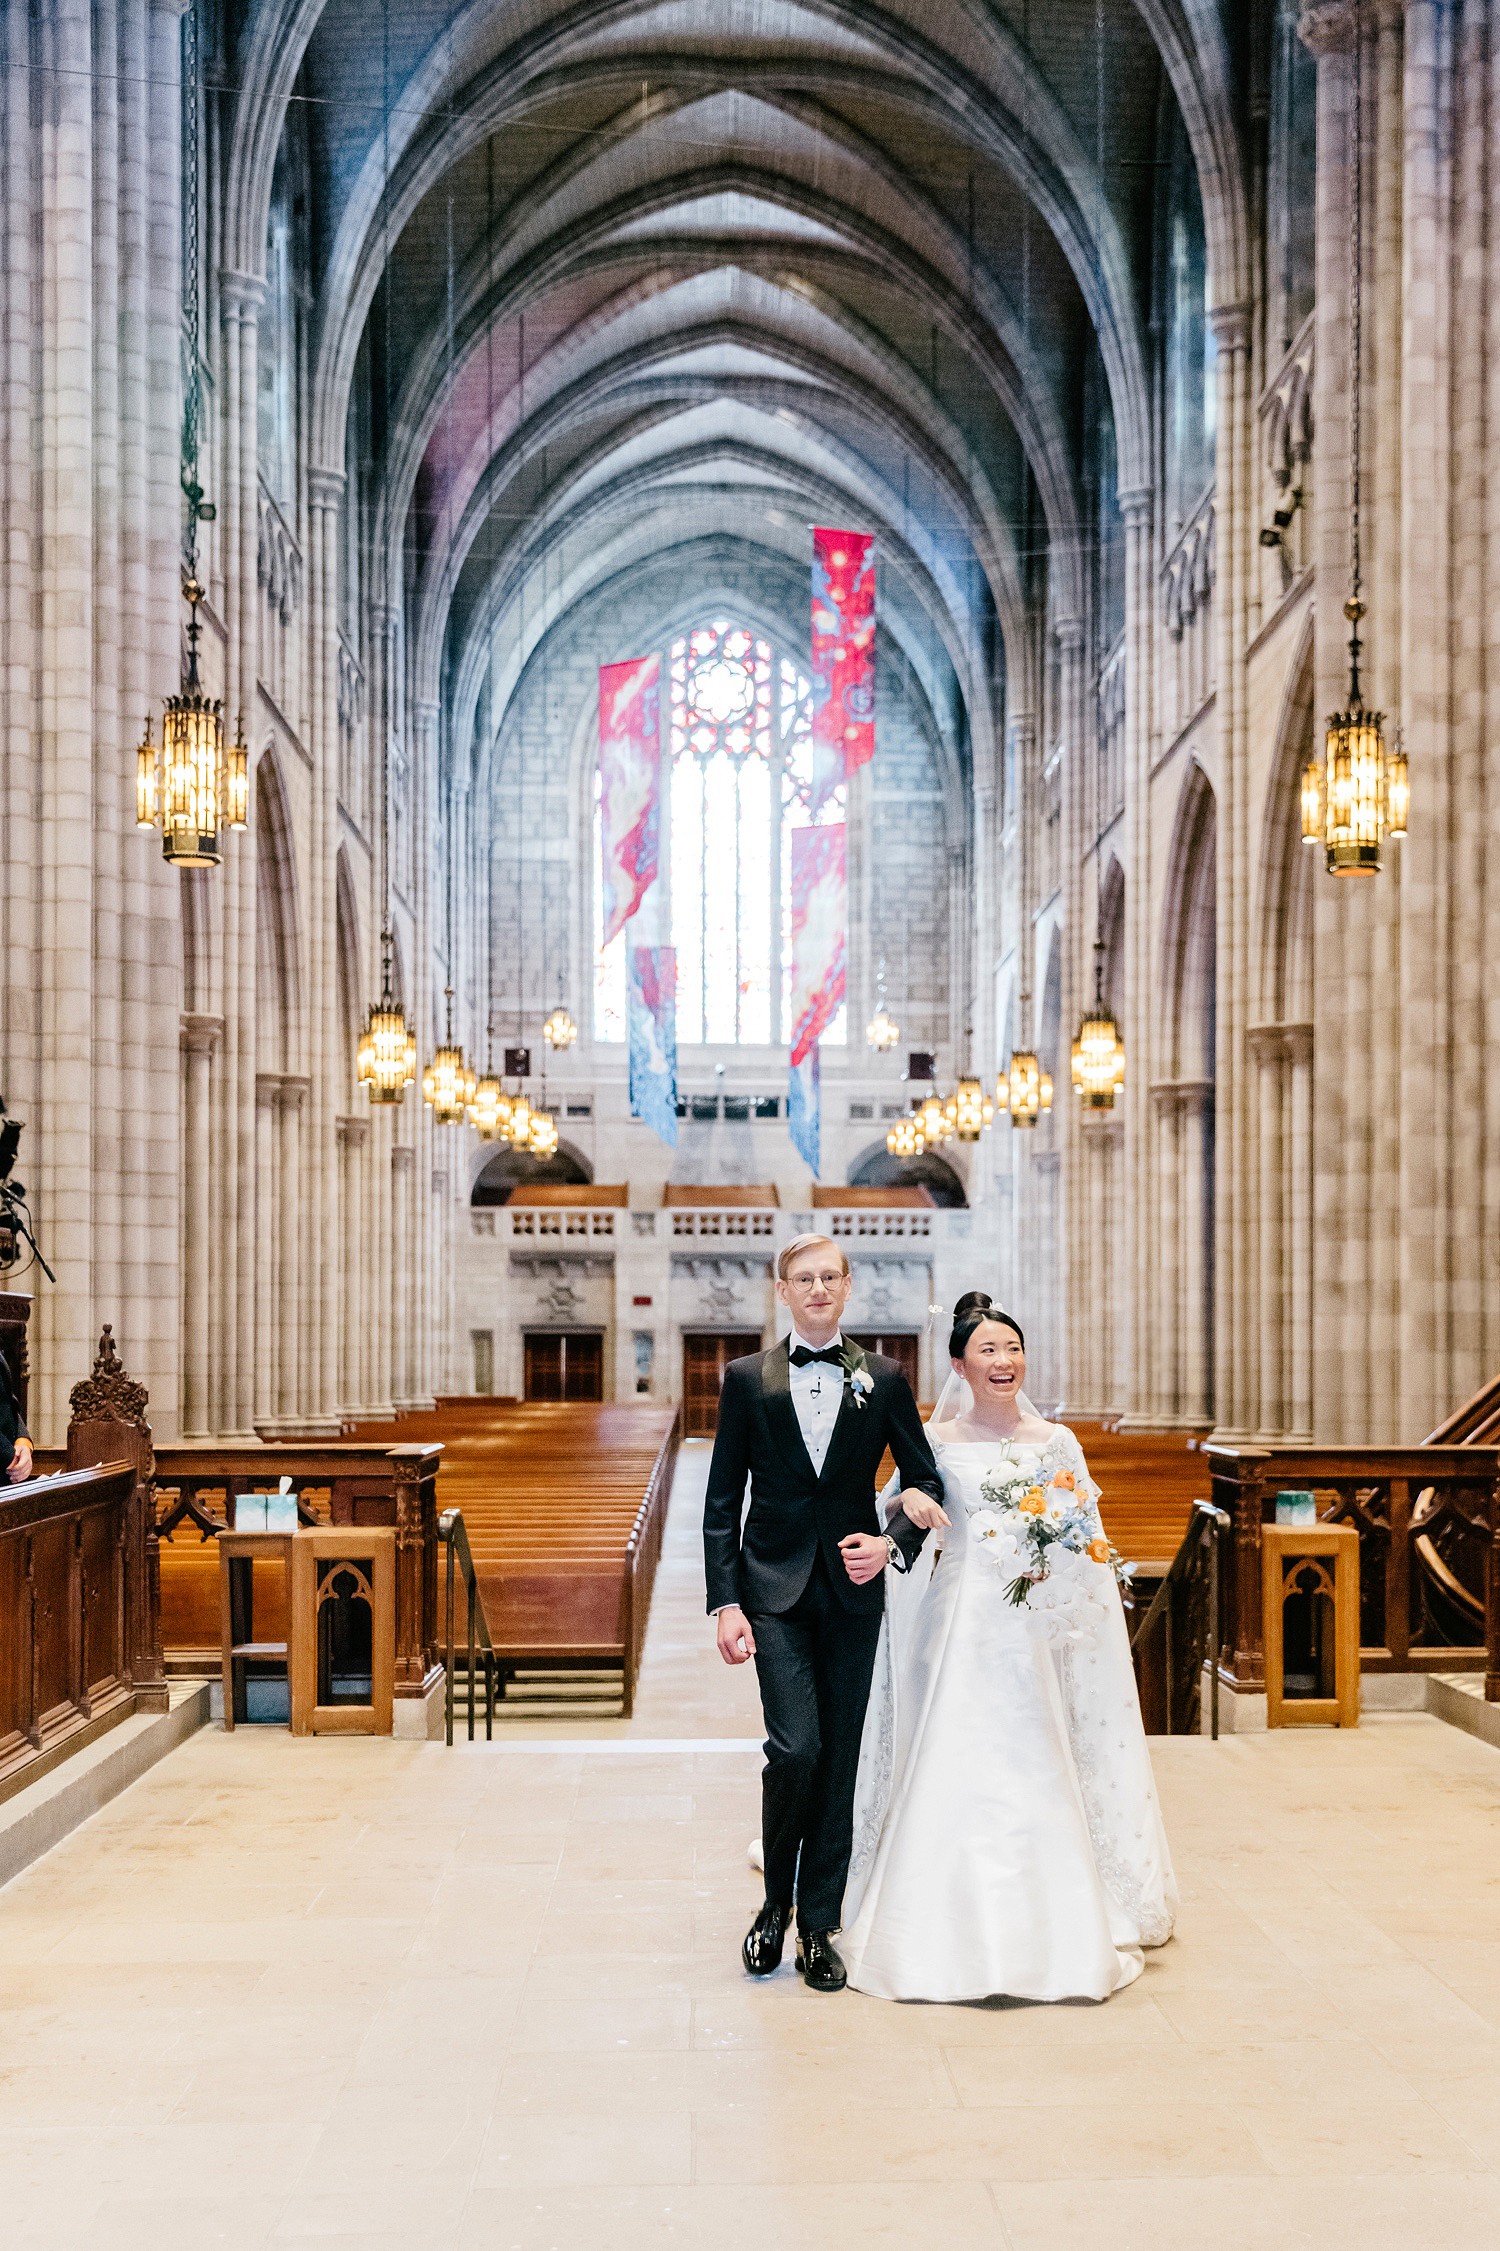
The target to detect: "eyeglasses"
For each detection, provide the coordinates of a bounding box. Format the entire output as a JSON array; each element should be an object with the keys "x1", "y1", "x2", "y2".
[{"x1": 782, "y1": 1271, "x2": 847, "y2": 1291}]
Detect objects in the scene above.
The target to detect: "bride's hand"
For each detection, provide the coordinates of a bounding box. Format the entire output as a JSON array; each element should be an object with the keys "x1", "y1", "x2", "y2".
[{"x1": 892, "y1": 1491, "x2": 950, "y2": 1532}]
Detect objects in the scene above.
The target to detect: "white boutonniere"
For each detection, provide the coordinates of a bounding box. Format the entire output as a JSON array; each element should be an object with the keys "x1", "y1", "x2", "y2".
[{"x1": 838, "y1": 1343, "x2": 874, "y2": 1408}]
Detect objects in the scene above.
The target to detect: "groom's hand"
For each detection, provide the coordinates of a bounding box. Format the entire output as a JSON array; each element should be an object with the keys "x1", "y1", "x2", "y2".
[
  {"x1": 716, "y1": 1607, "x2": 757, "y2": 1664},
  {"x1": 839, "y1": 1533, "x2": 890, "y2": 1586}
]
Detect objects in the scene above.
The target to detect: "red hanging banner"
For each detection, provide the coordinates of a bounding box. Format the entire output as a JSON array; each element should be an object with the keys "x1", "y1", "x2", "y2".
[
  {"x1": 598, "y1": 654, "x2": 661, "y2": 945},
  {"x1": 787, "y1": 822, "x2": 846, "y2": 1067},
  {"x1": 810, "y1": 528, "x2": 875, "y2": 810}
]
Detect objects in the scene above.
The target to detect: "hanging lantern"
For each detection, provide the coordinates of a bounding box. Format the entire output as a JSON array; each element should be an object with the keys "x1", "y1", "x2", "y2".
[
  {"x1": 468, "y1": 1073, "x2": 510, "y2": 1140},
  {"x1": 1003, "y1": 1049, "x2": 1052, "y2": 1130},
  {"x1": 543, "y1": 1005, "x2": 577, "y2": 1052},
  {"x1": 507, "y1": 1093, "x2": 533, "y2": 1149},
  {"x1": 886, "y1": 1113, "x2": 923, "y2": 1159},
  {"x1": 954, "y1": 1075, "x2": 985, "y2": 1141},
  {"x1": 1302, "y1": 599, "x2": 1398, "y2": 875},
  {"x1": 528, "y1": 1106, "x2": 558, "y2": 1159},
  {"x1": 136, "y1": 577, "x2": 247, "y2": 867},
  {"x1": 1301, "y1": 34, "x2": 1406, "y2": 879},
  {"x1": 1071, "y1": 943, "x2": 1125, "y2": 1111},
  {"x1": 357, "y1": 931, "x2": 418, "y2": 1105},
  {"x1": 919, "y1": 1093, "x2": 946, "y2": 1145},
  {"x1": 423, "y1": 987, "x2": 475, "y2": 1124}
]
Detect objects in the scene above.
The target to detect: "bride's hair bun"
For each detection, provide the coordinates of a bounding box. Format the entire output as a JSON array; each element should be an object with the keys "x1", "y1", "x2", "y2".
[{"x1": 948, "y1": 1293, "x2": 1025, "y2": 1361}]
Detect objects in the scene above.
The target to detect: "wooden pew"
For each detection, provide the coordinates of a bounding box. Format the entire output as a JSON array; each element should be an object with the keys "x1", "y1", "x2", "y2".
[
  {"x1": 341, "y1": 1400, "x2": 681, "y2": 1716},
  {"x1": 0, "y1": 1461, "x2": 139, "y2": 1801}
]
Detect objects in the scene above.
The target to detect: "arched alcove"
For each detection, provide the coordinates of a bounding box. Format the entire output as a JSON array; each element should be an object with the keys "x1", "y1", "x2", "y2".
[
  {"x1": 1155, "y1": 760, "x2": 1218, "y2": 1423},
  {"x1": 255, "y1": 748, "x2": 301, "y2": 1074},
  {"x1": 471, "y1": 1138, "x2": 595, "y2": 1205},
  {"x1": 1248, "y1": 614, "x2": 1317, "y2": 1436},
  {"x1": 848, "y1": 1143, "x2": 966, "y2": 1208}
]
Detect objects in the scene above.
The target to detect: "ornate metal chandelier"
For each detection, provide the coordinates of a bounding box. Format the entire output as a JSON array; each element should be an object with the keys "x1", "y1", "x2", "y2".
[
  {"x1": 137, "y1": 7, "x2": 245, "y2": 870},
  {"x1": 886, "y1": 1113, "x2": 923, "y2": 1159},
  {"x1": 542, "y1": 1005, "x2": 577, "y2": 1051},
  {"x1": 953, "y1": 1074, "x2": 986, "y2": 1141},
  {"x1": 357, "y1": 931, "x2": 417, "y2": 1104},
  {"x1": 1301, "y1": 2, "x2": 1406, "y2": 876},
  {"x1": 423, "y1": 986, "x2": 475, "y2": 1123},
  {"x1": 996, "y1": 1048, "x2": 1052, "y2": 1130},
  {"x1": 1071, "y1": 942, "x2": 1125, "y2": 1110},
  {"x1": 136, "y1": 580, "x2": 248, "y2": 866}
]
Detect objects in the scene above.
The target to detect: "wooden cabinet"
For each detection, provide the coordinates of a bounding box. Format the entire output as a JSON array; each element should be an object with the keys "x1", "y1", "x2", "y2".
[{"x1": 682, "y1": 1333, "x2": 762, "y2": 1437}]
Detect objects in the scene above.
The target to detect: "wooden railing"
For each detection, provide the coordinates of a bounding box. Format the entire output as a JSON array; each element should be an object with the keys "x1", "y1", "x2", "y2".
[
  {"x1": 1207, "y1": 1445, "x2": 1500, "y2": 1704},
  {"x1": 34, "y1": 1439, "x2": 446, "y2": 1712},
  {"x1": 155, "y1": 1444, "x2": 443, "y2": 1708},
  {"x1": 1129, "y1": 1500, "x2": 1230, "y2": 1736},
  {"x1": 1427, "y1": 1373, "x2": 1500, "y2": 1446},
  {"x1": 0, "y1": 1461, "x2": 140, "y2": 1801}
]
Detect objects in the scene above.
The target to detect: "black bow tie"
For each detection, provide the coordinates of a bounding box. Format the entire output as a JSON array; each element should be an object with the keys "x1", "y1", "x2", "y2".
[{"x1": 789, "y1": 1344, "x2": 844, "y2": 1369}]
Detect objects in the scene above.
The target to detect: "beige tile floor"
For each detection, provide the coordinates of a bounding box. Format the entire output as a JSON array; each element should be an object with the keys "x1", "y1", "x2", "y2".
[{"x1": 5, "y1": 1444, "x2": 1500, "y2": 2245}]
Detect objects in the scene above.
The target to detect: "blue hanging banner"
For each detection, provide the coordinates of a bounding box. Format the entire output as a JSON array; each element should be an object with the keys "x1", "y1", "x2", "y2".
[
  {"x1": 788, "y1": 1043, "x2": 820, "y2": 1176},
  {"x1": 629, "y1": 945, "x2": 678, "y2": 1148}
]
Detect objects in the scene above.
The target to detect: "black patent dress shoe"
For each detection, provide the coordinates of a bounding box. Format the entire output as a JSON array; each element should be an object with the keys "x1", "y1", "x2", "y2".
[
  {"x1": 795, "y1": 1927, "x2": 848, "y2": 1992},
  {"x1": 742, "y1": 1903, "x2": 789, "y2": 1976}
]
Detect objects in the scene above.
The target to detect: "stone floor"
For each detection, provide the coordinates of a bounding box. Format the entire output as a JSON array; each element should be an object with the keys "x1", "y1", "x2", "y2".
[{"x1": 6, "y1": 1445, "x2": 1500, "y2": 2246}]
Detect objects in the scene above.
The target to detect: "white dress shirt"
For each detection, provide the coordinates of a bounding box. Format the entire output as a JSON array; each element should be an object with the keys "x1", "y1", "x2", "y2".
[{"x1": 787, "y1": 1325, "x2": 847, "y2": 1474}]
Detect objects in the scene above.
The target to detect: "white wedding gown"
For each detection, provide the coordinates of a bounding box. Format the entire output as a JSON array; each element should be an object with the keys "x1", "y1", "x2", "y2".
[{"x1": 840, "y1": 1428, "x2": 1176, "y2": 2003}]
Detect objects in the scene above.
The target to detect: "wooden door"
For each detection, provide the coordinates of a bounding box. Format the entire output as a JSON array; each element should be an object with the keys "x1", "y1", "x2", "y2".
[
  {"x1": 523, "y1": 1331, "x2": 605, "y2": 1402},
  {"x1": 846, "y1": 1331, "x2": 920, "y2": 1396},
  {"x1": 682, "y1": 1332, "x2": 762, "y2": 1437}
]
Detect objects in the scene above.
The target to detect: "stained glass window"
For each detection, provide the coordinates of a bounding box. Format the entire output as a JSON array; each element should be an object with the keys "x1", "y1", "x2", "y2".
[{"x1": 594, "y1": 618, "x2": 846, "y2": 1045}]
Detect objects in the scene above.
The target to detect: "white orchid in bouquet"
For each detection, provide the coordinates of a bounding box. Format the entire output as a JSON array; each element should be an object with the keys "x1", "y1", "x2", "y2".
[{"x1": 969, "y1": 1447, "x2": 1125, "y2": 1644}]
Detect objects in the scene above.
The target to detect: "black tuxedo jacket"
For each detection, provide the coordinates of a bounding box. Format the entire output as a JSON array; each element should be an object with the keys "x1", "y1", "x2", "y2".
[{"x1": 702, "y1": 1339, "x2": 944, "y2": 1618}]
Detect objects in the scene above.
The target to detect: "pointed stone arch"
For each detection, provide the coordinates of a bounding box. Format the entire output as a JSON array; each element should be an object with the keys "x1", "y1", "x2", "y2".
[{"x1": 255, "y1": 747, "x2": 302, "y2": 1075}]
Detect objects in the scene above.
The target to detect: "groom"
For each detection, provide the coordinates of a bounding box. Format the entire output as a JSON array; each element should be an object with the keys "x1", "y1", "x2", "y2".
[{"x1": 704, "y1": 1232, "x2": 943, "y2": 1991}]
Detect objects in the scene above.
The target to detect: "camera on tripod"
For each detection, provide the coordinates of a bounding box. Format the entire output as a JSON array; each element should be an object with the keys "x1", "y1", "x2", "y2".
[{"x1": 0, "y1": 1099, "x2": 55, "y2": 1282}]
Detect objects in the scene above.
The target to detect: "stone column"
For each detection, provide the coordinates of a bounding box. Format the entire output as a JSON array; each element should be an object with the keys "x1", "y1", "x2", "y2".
[
  {"x1": 1209, "y1": 301, "x2": 1256, "y2": 1440},
  {"x1": 336, "y1": 1115, "x2": 368, "y2": 1415},
  {"x1": 216, "y1": 266, "x2": 265, "y2": 1435},
  {"x1": 1053, "y1": 615, "x2": 1087, "y2": 1412},
  {"x1": 305, "y1": 466, "x2": 346, "y2": 1431},
  {"x1": 275, "y1": 1077, "x2": 308, "y2": 1425},
  {"x1": 253, "y1": 1073, "x2": 277, "y2": 1430},
  {"x1": 1116, "y1": 487, "x2": 1156, "y2": 1428},
  {"x1": 179, "y1": 1013, "x2": 222, "y2": 1435}
]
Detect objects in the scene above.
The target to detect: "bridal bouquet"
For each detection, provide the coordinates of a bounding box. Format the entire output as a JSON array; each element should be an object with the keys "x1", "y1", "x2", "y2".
[{"x1": 968, "y1": 1452, "x2": 1122, "y2": 1644}]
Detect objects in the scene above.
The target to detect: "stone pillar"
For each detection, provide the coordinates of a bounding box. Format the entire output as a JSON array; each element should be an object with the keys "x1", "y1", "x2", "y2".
[
  {"x1": 179, "y1": 1012, "x2": 222, "y2": 1436},
  {"x1": 216, "y1": 267, "x2": 265, "y2": 1436},
  {"x1": 336, "y1": 1115, "x2": 369, "y2": 1416},
  {"x1": 1209, "y1": 302, "x2": 1256, "y2": 1441},
  {"x1": 1116, "y1": 487, "x2": 1156, "y2": 1428},
  {"x1": 305, "y1": 466, "x2": 346, "y2": 1432},
  {"x1": 1053, "y1": 615, "x2": 1087, "y2": 1413}
]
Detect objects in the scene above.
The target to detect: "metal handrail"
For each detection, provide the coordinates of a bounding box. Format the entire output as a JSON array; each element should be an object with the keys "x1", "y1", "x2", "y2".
[
  {"x1": 1130, "y1": 1498, "x2": 1231, "y2": 1738},
  {"x1": 436, "y1": 1508, "x2": 496, "y2": 1746}
]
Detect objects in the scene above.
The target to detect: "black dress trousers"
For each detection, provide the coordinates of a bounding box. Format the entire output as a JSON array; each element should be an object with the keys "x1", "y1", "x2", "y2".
[{"x1": 748, "y1": 1551, "x2": 883, "y2": 1931}]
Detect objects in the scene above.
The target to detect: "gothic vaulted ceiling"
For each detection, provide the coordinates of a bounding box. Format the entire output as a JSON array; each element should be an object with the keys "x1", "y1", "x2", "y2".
[{"x1": 227, "y1": 0, "x2": 1245, "y2": 787}]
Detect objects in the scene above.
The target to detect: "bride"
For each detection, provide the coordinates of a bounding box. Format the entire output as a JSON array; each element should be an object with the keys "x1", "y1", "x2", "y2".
[{"x1": 838, "y1": 1293, "x2": 1176, "y2": 2003}]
